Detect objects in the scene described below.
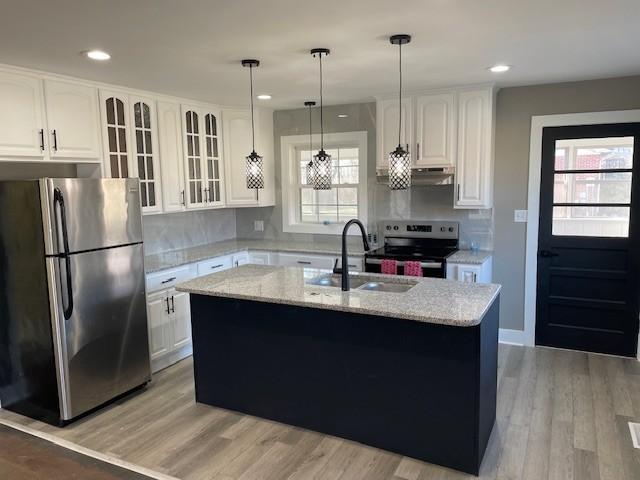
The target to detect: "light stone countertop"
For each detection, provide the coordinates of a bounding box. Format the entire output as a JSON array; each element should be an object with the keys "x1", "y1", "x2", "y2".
[
  {"x1": 447, "y1": 250, "x2": 493, "y2": 265},
  {"x1": 145, "y1": 239, "x2": 365, "y2": 274},
  {"x1": 176, "y1": 264, "x2": 501, "y2": 327}
]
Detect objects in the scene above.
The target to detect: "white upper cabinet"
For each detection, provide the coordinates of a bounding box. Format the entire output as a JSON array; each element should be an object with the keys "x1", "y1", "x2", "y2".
[
  {"x1": 377, "y1": 97, "x2": 412, "y2": 168},
  {"x1": 415, "y1": 93, "x2": 456, "y2": 168},
  {"x1": 130, "y1": 95, "x2": 162, "y2": 213},
  {"x1": 157, "y1": 101, "x2": 185, "y2": 212},
  {"x1": 100, "y1": 90, "x2": 162, "y2": 213},
  {"x1": 44, "y1": 79, "x2": 101, "y2": 159},
  {"x1": 376, "y1": 85, "x2": 494, "y2": 208},
  {"x1": 182, "y1": 104, "x2": 224, "y2": 209},
  {"x1": 0, "y1": 71, "x2": 46, "y2": 158},
  {"x1": 223, "y1": 108, "x2": 259, "y2": 206},
  {"x1": 454, "y1": 88, "x2": 493, "y2": 209}
]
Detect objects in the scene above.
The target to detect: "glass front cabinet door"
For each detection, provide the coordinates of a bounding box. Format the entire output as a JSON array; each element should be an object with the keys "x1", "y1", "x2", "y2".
[
  {"x1": 99, "y1": 90, "x2": 162, "y2": 214},
  {"x1": 182, "y1": 105, "x2": 224, "y2": 209}
]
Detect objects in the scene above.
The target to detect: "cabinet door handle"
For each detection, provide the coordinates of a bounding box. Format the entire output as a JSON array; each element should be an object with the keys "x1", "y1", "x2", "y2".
[
  {"x1": 39, "y1": 129, "x2": 45, "y2": 151},
  {"x1": 473, "y1": 272, "x2": 477, "y2": 283},
  {"x1": 204, "y1": 188, "x2": 209, "y2": 203},
  {"x1": 297, "y1": 260, "x2": 312, "y2": 265},
  {"x1": 165, "y1": 297, "x2": 170, "y2": 314},
  {"x1": 180, "y1": 190, "x2": 185, "y2": 206},
  {"x1": 171, "y1": 295, "x2": 175, "y2": 313},
  {"x1": 52, "y1": 129, "x2": 58, "y2": 151},
  {"x1": 161, "y1": 276, "x2": 176, "y2": 284},
  {"x1": 416, "y1": 142, "x2": 420, "y2": 159},
  {"x1": 211, "y1": 264, "x2": 224, "y2": 269},
  {"x1": 456, "y1": 184, "x2": 460, "y2": 201}
]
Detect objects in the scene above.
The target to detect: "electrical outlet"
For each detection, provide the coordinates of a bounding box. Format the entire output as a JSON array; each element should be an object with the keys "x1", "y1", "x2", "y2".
[
  {"x1": 514, "y1": 210, "x2": 528, "y2": 223},
  {"x1": 254, "y1": 220, "x2": 264, "y2": 232}
]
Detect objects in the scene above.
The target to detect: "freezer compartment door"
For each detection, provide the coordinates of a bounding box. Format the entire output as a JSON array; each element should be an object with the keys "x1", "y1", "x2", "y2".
[
  {"x1": 48, "y1": 243, "x2": 150, "y2": 420},
  {"x1": 42, "y1": 178, "x2": 143, "y2": 255}
]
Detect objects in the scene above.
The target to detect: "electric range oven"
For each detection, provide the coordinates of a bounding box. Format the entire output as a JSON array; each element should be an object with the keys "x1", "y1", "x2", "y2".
[{"x1": 364, "y1": 220, "x2": 459, "y2": 278}]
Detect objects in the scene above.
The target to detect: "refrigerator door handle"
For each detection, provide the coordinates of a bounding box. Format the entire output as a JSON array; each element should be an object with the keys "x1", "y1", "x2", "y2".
[{"x1": 54, "y1": 188, "x2": 74, "y2": 320}]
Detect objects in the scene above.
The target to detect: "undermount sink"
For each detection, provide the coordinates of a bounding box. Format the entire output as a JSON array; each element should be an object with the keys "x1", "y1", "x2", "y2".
[
  {"x1": 307, "y1": 274, "x2": 368, "y2": 289},
  {"x1": 307, "y1": 274, "x2": 417, "y2": 293},
  {"x1": 358, "y1": 281, "x2": 416, "y2": 293}
]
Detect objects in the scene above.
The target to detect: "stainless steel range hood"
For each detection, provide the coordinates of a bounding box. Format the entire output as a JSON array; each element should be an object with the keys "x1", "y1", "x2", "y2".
[{"x1": 376, "y1": 166, "x2": 455, "y2": 186}]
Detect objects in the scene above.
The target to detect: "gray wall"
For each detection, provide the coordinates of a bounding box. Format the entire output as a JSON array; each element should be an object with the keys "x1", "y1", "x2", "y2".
[
  {"x1": 494, "y1": 75, "x2": 640, "y2": 330},
  {"x1": 142, "y1": 208, "x2": 236, "y2": 255},
  {"x1": 235, "y1": 102, "x2": 493, "y2": 250}
]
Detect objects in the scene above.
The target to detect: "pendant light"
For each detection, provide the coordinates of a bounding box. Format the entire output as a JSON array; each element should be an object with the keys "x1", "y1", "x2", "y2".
[
  {"x1": 241, "y1": 59, "x2": 264, "y2": 189},
  {"x1": 304, "y1": 101, "x2": 316, "y2": 185},
  {"x1": 310, "y1": 48, "x2": 332, "y2": 190},
  {"x1": 388, "y1": 34, "x2": 411, "y2": 190}
]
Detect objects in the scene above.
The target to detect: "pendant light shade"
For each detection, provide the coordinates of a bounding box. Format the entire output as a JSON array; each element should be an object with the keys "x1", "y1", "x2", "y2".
[
  {"x1": 241, "y1": 59, "x2": 264, "y2": 189},
  {"x1": 304, "y1": 101, "x2": 316, "y2": 185},
  {"x1": 310, "y1": 48, "x2": 332, "y2": 190},
  {"x1": 388, "y1": 34, "x2": 411, "y2": 190}
]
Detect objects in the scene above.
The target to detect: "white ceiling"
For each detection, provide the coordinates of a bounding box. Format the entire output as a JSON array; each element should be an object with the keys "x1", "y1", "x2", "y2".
[{"x1": 1, "y1": 0, "x2": 639, "y2": 109}]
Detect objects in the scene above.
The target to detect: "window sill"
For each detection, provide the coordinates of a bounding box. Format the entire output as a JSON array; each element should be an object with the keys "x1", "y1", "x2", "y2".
[{"x1": 283, "y1": 221, "x2": 365, "y2": 236}]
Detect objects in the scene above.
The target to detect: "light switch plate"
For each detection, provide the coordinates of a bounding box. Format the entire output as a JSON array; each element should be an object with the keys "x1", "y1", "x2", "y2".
[
  {"x1": 514, "y1": 210, "x2": 528, "y2": 222},
  {"x1": 254, "y1": 220, "x2": 264, "y2": 232}
]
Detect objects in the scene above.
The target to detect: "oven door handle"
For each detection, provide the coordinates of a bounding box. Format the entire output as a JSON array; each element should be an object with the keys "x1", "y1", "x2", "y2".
[{"x1": 364, "y1": 258, "x2": 442, "y2": 269}]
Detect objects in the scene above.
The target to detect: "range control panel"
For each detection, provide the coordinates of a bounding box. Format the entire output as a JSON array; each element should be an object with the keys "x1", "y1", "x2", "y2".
[{"x1": 379, "y1": 220, "x2": 459, "y2": 240}]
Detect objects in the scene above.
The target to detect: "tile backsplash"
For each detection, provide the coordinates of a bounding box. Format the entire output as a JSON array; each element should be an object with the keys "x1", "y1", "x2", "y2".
[{"x1": 142, "y1": 209, "x2": 236, "y2": 255}]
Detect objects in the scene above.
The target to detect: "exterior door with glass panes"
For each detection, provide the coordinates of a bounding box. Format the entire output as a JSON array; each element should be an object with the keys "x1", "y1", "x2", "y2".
[
  {"x1": 536, "y1": 123, "x2": 640, "y2": 357},
  {"x1": 101, "y1": 91, "x2": 161, "y2": 213}
]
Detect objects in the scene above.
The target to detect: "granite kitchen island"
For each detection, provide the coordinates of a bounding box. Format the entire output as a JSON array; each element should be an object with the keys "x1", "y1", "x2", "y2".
[{"x1": 177, "y1": 265, "x2": 501, "y2": 475}]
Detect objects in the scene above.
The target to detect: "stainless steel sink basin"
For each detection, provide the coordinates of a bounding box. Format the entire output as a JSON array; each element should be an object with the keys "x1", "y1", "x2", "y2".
[
  {"x1": 307, "y1": 274, "x2": 368, "y2": 289},
  {"x1": 307, "y1": 274, "x2": 416, "y2": 293},
  {"x1": 358, "y1": 281, "x2": 416, "y2": 293}
]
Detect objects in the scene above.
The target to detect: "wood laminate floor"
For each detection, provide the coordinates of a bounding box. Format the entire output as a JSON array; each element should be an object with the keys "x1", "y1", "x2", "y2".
[{"x1": 1, "y1": 345, "x2": 640, "y2": 480}]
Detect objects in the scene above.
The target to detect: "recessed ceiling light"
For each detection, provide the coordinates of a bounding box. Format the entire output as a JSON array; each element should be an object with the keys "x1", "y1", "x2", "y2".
[
  {"x1": 489, "y1": 64, "x2": 510, "y2": 73},
  {"x1": 257, "y1": 94, "x2": 271, "y2": 100},
  {"x1": 85, "y1": 50, "x2": 111, "y2": 61},
  {"x1": 338, "y1": 114, "x2": 348, "y2": 118}
]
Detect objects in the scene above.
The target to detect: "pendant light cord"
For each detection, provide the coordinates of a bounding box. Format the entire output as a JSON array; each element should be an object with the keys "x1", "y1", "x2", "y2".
[
  {"x1": 319, "y1": 53, "x2": 324, "y2": 151},
  {"x1": 398, "y1": 41, "x2": 402, "y2": 148},
  {"x1": 308, "y1": 105, "x2": 313, "y2": 154},
  {"x1": 249, "y1": 65, "x2": 255, "y2": 152}
]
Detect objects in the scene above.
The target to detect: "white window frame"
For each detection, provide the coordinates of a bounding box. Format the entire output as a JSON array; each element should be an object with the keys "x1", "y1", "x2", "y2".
[{"x1": 281, "y1": 131, "x2": 368, "y2": 235}]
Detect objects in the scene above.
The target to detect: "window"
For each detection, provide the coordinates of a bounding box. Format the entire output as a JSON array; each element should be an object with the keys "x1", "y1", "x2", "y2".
[
  {"x1": 552, "y1": 136, "x2": 633, "y2": 237},
  {"x1": 281, "y1": 131, "x2": 368, "y2": 235}
]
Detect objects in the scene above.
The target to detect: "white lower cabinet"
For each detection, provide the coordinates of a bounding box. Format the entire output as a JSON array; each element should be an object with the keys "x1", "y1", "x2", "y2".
[
  {"x1": 446, "y1": 257, "x2": 492, "y2": 284},
  {"x1": 249, "y1": 251, "x2": 272, "y2": 265},
  {"x1": 146, "y1": 287, "x2": 193, "y2": 373},
  {"x1": 232, "y1": 252, "x2": 250, "y2": 267}
]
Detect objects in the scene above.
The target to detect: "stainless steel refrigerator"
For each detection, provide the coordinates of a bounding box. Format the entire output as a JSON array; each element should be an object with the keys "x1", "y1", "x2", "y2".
[{"x1": 0, "y1": 178, "x2": 151, "y2": 425}]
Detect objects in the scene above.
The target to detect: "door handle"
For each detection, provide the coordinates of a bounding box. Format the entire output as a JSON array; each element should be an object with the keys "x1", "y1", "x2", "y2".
[
  {"x1": 52, "y1": 129, "x2": 58, "y2": 152},
  {"x1": 54, "y1": 188, "x2": 73, "y2": 320},
  {"x1": 416, "y1": 142, "x2": 420, "y2": 159},
  {"x1": 161, "y1": 276, "x2": 176, "y2": 284},
  {"x1": 39, "y1": 129, "x2": 45, "y2": 151},
  {"x1": 539, "y1": 250, "x2": 559, "y2": 258},
  {"x1": 165, "y1": 297, "x2": 171, "y2": 314},
  {"x1": 180, "y1": 190, "x2": 185, "y2": 206},
  {"x1": 171, "y1": 295, "x2": 175, "y2": 313}
]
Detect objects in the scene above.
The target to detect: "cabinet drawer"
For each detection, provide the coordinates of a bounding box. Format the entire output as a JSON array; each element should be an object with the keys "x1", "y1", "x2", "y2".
[
  {"x1": 146, "y1": 265, "x2": 194, "y2": 293},
  {"x1": 196, "y1": 256, "x2": 233, "y2": 276},
  {"x1": 277, "y1": 253, "x2": 335, "y2": 269}
]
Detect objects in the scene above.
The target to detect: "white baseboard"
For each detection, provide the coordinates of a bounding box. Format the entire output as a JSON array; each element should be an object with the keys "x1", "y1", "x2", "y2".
[
  {"x1": 499, "y1": 328, "x2": 526, "y2": 346},
  {"x1": 151, "y1": 344, "x2": 193, "y2": 374}
]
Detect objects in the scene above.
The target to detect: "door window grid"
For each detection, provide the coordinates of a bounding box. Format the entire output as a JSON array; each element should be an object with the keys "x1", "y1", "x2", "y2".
[
  {"x1": 106, "y1": 97, "x2": 128, "y2": 178},
  {"x1": 134, "y1": 102, "x2": 156, "y2": 208},
  {"x1": 204, "y1": 113, "x2": 221, "y2": 203},
  {"x1": 552, "y1": 137, "x2": 633, "y2": 237},
  {"x1": 185, "y1": 111, "x2": 203, "y2": 204},
  {"x1": 298, "y1": 148, "x2": 359, "y2": 223}
]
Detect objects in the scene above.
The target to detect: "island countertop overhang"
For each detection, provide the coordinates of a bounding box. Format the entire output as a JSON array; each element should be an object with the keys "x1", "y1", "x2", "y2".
[{"x1": 176, "y1": 264, "x2": 501, "y2": 327}]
